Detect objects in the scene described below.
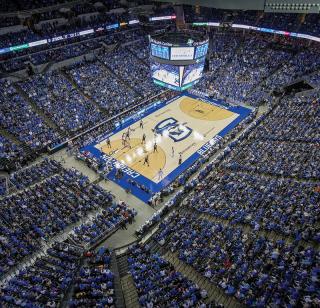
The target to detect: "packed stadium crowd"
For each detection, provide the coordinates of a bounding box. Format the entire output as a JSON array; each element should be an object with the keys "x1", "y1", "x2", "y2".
[
  {"x1": 70, "y1": 201, "x2": 137, "y2": 246},
  {"x1": 68, "y1": 60, "x2": 139, "y2": 114},
  {"x1": 100, "y1": 46, "x2": 161, "y2": 98},
  {"x1": 128, "y1": 243, "x2": 208, "y2": 307},
  {"x1": 188, "y1": 171, "x2": 319, "y2": 241},
  {"x1": 155, "y1": 212, "x2": 320, "y2": 307},
  {"x1": 0, "y1": 2, "x2": 319, "y2": 307},
  {"x1": 20, "y1": 71, "x2": 104, "y2": 133},
  {"x1": 0, "y1": 242, "x2": 84, "y2": 307},
  {"x1": 0, "y1": 80, "x2": 63, "y2": 151},
  {"x1": 0, "y1": 161, "x2": 131, "y2": 278},
  {"x1": 8, "y1": 158, "x2": 62, "y2": 189},
  {"x1": 68, "y1": 247, "x2": 116, "y2": 307},
  {"x1": 196, "y1": 33, "x2": 320, "y2": 105},
  {"x1": 0, "y1": 242, "x2": 117, "y2": 307},
  {"x1": 224, "y1": 93, "x2": 320, "y2": 180},
  {"x1": 0, "y1": 135, "x2": 27, "y2": 172}
]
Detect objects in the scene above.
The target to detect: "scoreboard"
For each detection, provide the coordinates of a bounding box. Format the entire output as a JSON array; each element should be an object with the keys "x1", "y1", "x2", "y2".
[
  {"x1": 149, "y1": 32, "x2": 209, "y2": 91},
  {"x1": 150, "y1": 43, "x2": 170, "y2": 60},
  {"x1": 150, "y1": 38, "x2": 209, "y2": 61}
]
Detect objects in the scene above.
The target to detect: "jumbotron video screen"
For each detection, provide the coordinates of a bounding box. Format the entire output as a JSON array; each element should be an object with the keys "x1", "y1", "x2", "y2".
[
  {"x1": 149, "y1": 34, "x2": 208, "y2": 91},
  {"x1": 151, "y1": 57, "x2": 205, "y2": 91}
]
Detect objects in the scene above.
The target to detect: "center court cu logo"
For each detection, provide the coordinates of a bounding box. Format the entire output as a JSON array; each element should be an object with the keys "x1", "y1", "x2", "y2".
[{"x1": 154, "y1": 117, "x2": 192, "y2": 142}]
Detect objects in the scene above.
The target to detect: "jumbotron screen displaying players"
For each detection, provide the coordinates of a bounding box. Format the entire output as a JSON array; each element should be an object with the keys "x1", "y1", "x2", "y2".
[
  {"x1": 149, "y1": 32, "x2": 208, "y2": 91},
  {"x1": 151, "y1": 57, "x2": 205, "y2": 91}
]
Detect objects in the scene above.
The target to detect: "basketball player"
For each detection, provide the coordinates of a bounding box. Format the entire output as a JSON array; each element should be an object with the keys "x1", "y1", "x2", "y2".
[
  {"x1": 158, "y1": 168, "x2": 164, "y2": 181},
  {"x1": 152, "y1": 129, "x2": 157, "y2": 139},
  {"x1": 143, "y1": 155, "x2": 149, "y2": 166},
  {"x1": 126, "y1": 129, "x2": 130, "y2": 140},
  {"x1": 121, "y1": 132, "x2": 126, "y2": 146},
  {"x1": 140, "y1": 119, "x2": 144, "y2": 129},
  {"x1": 179, "y1": 153, "x2": 182, "y2": 165},
  {"x1": 127, "y1": 126, "x2": 134, "y2": 140},
  {"x1": 141, "y1": 133, "x2": 146, "y2": 145},
  {"x1": 124, "y1": 138, "x2": 131, "y2": 149},
  {"x1": 153, "y1": 142, "x2": 158, "y2": 153},
  {"x1": 171, "y1": 146, "x2": 174, "y2": 157},
  {"x1": 106, "y1": 137, "x2": 111, "y2": 148}
]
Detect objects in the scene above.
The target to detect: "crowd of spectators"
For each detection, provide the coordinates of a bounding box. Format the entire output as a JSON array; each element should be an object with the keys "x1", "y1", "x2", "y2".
[
  {"x1": 29, "y1": 40, "x2": 102, "y2": 66},
  {"x1": 20, "y1": 71, "x2": 104, "y2": 133},
  {"x1": 0, "y1": 241, "x2": 118, "y2": 307},
  {"x1": 197, "y1": 33, "x2": 293, "y2": 106},
  {"x1": 128, "y1": 243, "x2": 208, "y2": 307},
  {"x1": 0, "y1": 32, "x2": 106, "y2": 72},
  {"x1": 0, "y1": 177, "x2": 6, "y2": 196},
  {"x1": 225, "y1": 140, "x2": 319, "y2": 179},
  {"x1": 224, "y1": 93, "x2": 320, "y2": 179},
  {"x1": 99, "y1": 46, "x2": 161, "y2": 98},
  {"x1": 0, "y1": 8, "x2": 138, "y2": 52},
  {"x1": 69, "y1": 247, "x2": 115, "y2": 307},
  {"x1": 0, "y1": 165, "x2": 113, "y2": 277},
  {"x1": 0, "y1": 79, "x2": 63, "y2": 150},
  {"x1": 264, "y1": 47, "x2": 320, "y2": 92},
  {"x1": 127, "y1": 37, "x2": 149, "y2": 60},
  {"x1": 189, "y1": 171, "x2": 319, "y2": 241},
  {"x1": 195, "y1": 31, "x2": 320, "y2": 106},
  {"x1": 132, "y1": 88, "x2": 319, "y2": 304},
  {"x1": 305, "y1": 70, "x2": 320, "y2": 88},
  {"x1": 209, "y1": 31, "x2": 242, "y2": 68},
  {"x1": 0, "y1": 9, "x2": 319, "y2": 307},
  {"x1": 260, "y1": 93, "x2": 319, "y2": 142},
  {"x1": 0, "y1": 4, "x2": 319, "y2": 64},
  {"x1": 9, "y1": 159, "x2": 62, "y2": 190},
  {"x1": 0, "y1": 135, "x2": 28, "y2": 171},
  {"x1": 0, "y1": 15, "x2": 143, "y2": 74},
  {"x1": 0, "y1": 242, "x2": 83, "y2": 307},
  {"x1": 70, "y1": 201, "x2": 137, "y2": 246},
  {"x1": 68, "y1": 59, "x2": 139, "y2": 116},
  {"x1": 110, "y1": 28, "x2": 146, "y2": 45},
  {"x1": 163, "y1": 92, "x2": 320, "y2": 241},
  {"x1": 155, "y1": 212, "x2": 320, "y2": 307}
]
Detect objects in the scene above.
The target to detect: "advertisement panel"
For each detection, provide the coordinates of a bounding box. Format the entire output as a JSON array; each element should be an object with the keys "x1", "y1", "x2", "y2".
[{"x1": 170, "y1": 47, "x2": 194, "y2": 60}]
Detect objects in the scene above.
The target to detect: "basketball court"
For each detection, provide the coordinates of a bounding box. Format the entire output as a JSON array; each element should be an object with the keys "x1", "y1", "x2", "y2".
[{"x1": 81, "y1": 93, "x2": 252, "y2": 202}]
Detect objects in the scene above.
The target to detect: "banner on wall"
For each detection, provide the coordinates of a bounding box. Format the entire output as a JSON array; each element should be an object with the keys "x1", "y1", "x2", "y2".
[{"x1": 1, "y1": 16, "x2": 319, "y2": 56}]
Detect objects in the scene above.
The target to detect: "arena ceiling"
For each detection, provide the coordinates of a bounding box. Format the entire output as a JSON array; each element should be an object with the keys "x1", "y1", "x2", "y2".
[{"x1": 155, "y1": 0, "x2": 320, "y2": 13}]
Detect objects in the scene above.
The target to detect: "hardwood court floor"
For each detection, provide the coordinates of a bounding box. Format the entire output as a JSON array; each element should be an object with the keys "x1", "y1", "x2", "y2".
[{"x1": 96, "y1": 96, "x2": 239, "y2": 183}]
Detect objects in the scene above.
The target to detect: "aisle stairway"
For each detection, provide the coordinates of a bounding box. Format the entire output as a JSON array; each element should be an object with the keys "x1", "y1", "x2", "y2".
[
  {"x1": 117, "y1": 253, "x2": 139, "y2": 308},
  {"x1": 121, "y1": 274, "x2": 140, "y2": 308},
  {"x1": 96, "y1": 52, "x2": 142, "y2": 97},
  {"x1": 163, "y1": 250, "x2": 243, "y2": 308},
  {"x1": 111, "y1": 252, "x2": 126, "y2": 308},
  {"x1": 14, "y1": 83, "x2": 66, "y2": 137},
  {"x1": 60, "y1": 69, "x2": 110, "y2": 117}
]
